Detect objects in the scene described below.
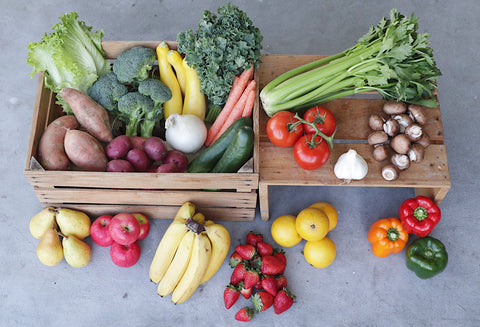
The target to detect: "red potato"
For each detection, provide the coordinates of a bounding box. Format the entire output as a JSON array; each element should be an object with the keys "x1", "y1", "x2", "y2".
[
  {"x1": 156, "y1": 163, "x2": 178, "y2": 173},
  {"x1": 144, "y1": 137, "x2": 168, "y2": 161},
  {"x1": 60, "y1": 87, "x2": 113, "y2": 142},
  {"x1": 64, "y1": 129, "x2": 108, "y2": 171},
  {"x1": 126, "y1": 148, "x2": 152, "y2": 172},
  {"x1": 107, "y1": 159, "x2": 135, "y2": 172},
  {"x1": 129, "y1": 136, "x2": 147, "y2": 150},
  {"x1": 38, "y1": 115, "x2": 80, "y2": 170},
  {"x1": 163, "y1": 150, "x2": 188, "y2": 172},
  {"x1": 106, "y1": 135, "x2": 132, "y2": 159}
]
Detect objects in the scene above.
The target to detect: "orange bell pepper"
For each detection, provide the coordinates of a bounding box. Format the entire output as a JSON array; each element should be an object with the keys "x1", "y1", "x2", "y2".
[{"x1": 367, "y1": 217, "x2": 409, "y2": 257}]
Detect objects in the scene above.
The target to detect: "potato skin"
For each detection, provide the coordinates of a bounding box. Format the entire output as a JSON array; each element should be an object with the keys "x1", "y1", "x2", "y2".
[
  {"x1": 64, "y1": 130, "x2": 108, "y2": 171},
  {"x1": 38, "y1": 115, "x2": 80, "y2": 170}
]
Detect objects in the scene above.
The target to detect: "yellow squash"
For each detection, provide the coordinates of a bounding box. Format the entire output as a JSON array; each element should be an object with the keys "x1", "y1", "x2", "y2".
[
  {"x1": 167, "y1": 50, "x2": 187, "y2": 95},
  {"x1": 182, "y1": 58, "x2": 206, "y2": 120},
  {"x1": 156, "y1": 42, "x2": 183, "y2": 119}
]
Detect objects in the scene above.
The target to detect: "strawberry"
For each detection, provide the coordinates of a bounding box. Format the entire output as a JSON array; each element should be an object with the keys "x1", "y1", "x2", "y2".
[
  {"x1": 256, "y1": 241, "x2": 273, "y2": 256},
  {"x1": 235, "y1": 244, "x2": 257, "y2": 260},
  {"x1": 261, "y1": 276, "x2": 279, "y2": 296},
  {"x1": 231, "y1": 262, "x2": 246, "y2": 285},
  {"x1": 275, "y1": 275, "x2": 288, "y2": 290},
  {"x1": 229, "y1": 251, "x2": 243, "y2": 268},
  {"x1": 224, "y1": 284, "x2": 240, "y2": 310},
  {"x1": 235, "y1": 307, "x2": 255, "y2": 322},
  {"x1": 252, "y1": 291, "x2": 274, "y2": 312},
  {"x1": 273, "y1": 249, "x2": 287, "y2": 274},
  {"x1": 274, "y1": 288, "x2": 296, "y2": 314},
  {"x1": 254, "y1": 276, "x2": 264, "y2": 290},
  {"x1": 243, "y1": 268, "x2": 260, "y2": 289},
  {"x1": 238, "y1": 281, "x2": 253, "y2": 299},
  {"x1": 246, "y1": 231, "x2": 263, "y2": 246},
  {"x1": 258, "y1": 255, "x2": 285, "y2": 276}
]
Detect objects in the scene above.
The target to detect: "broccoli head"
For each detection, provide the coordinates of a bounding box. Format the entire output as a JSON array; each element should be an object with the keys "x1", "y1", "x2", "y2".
[
  {"x1": 138, "y1": 78, "x2": 172, "y2": 137},
  {"x1": 87, "y1": 72, "x2": 129, "y2": 113},
  {"x1": 117, "y1": 92, "x2": 153, "y2": 136},
  {"x1": 113, "y1": 46, "x2": 156, "y2": 84}
]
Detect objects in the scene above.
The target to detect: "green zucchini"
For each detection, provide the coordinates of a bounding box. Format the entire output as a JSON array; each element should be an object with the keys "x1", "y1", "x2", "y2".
[
  {"x1": 187, "y1": 117, "x2": 252, "y2": 173},
  {"x1": 211, "y1": 125, "x2": 254, "y2": 173}
]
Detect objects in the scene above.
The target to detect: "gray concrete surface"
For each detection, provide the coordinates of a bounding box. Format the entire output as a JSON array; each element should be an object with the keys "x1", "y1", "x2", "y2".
[{"x1": 2, "y1": 0, "x2": 479, "y2": 326}]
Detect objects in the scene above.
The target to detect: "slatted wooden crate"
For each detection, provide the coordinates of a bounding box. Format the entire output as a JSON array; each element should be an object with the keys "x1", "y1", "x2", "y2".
[
  {"x1": 257, "y1": 54, "x2": 451, "y2": 221},
  {"x1": 24, "y1": 41, "x2": 259, "y2": 221}
]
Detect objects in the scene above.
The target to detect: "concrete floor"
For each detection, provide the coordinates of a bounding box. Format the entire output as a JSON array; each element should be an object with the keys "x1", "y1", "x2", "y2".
[{"x1": 2, "y1": 0, "x2": 479, "y2": 326}]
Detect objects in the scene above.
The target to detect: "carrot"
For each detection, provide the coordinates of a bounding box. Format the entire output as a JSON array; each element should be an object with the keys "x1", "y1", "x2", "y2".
[
  {"x1": 209, "y1": 79, "x2": 256, "y2": 145},
  {"x1": 241, "y1": 88, "x2": 256, "y2": 118},
  {"x1": 204, "y1": 66, "x2": 254, "y2": 146}
]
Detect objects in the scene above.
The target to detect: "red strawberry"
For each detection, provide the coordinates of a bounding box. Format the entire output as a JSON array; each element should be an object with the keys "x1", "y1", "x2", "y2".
[
  {"x1": 252, "y1": 291, "x2": 274, "y2": 312},
  {"x1": 235, "y1": 307, "x2": 255, "y2": 322},
  {"x1": 231, "y1": 262, "x2": 246, "y2": 285},
  {"x1": 254, "y1": 276, "x2": 264, "y2": 290},
  {"x1": 273, "y1": 250, "x2": 287, "y2": 274},
  {"x1": 238, "y1": 281, "x2": 253, "y2": 299},
  {"x1": 275, "y1": 275, "x2": 288, "y2": 290},
  {"x1": 224, "y1": 284, "x2": 240, "y2": 310},
  {"x1": 246, "y1": 231, "x2": 263, "y2": 246},
  {"x1": 258, "y1": 255, "x2": 285, "y2": 276},
  {"x1": 235, "y1": 244, "x2": 257, "y2": 260},
  {"x1": 243, "y1": 268, "x2": 260, "y2": 290},
  {"x1": 256, "y1": 241, "x2": 273, "y2": 256},
  {"x1": 261, "y1": 276, "x2": 279, "y2": 296},
  {"x1": 229, "y1": 251, "x2": 243, "y2": 268},
  {"x1": 274, "y1": 288, "x2": 296, "y2": 314}
]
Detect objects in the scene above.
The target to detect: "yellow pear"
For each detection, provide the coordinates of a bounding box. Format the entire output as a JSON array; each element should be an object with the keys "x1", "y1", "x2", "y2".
[
  {"x1": 56, "y1": 208, "x2": 91, "y2": 239},
  {"x1": 29, "y1": 207, "x2": 57, "y2": 239},
  {"x1": 36, "y1": 228, "x2": 64, "y2": 266},
  {"x1": 62, "y1": 234, "x2": 91, "y2": 268}
]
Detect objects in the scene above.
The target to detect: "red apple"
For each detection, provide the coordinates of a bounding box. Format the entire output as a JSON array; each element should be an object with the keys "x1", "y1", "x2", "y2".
[
  {"x1": 90, "y1": 214, "x2": 114, "y2": 247},
  {"x1": 110, "y1": 241, "x2": 141, "y2": 267},
  {"x1": 132, "y1": 213, "x2": 150, "y2": 241},
  {"x1": 108, "y1": 213, "x2": 140, "y2": 245}
]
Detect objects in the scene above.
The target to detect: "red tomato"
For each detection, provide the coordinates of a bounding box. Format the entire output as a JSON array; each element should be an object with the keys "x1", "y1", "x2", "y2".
[
  {"x1": 266, "y1": 111, "x2": 304, "y2": 147},
  {"x1": 302, "y1": 106, "x2": 336, "y2": 136},
  {"x1": 293, "y1": 134, "x2": 331, "y2": 170}
]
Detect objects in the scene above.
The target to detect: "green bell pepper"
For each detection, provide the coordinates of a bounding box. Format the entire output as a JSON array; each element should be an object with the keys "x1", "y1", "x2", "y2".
[{"x1": 406, "y1": 236, "x2": 448, "y2": 279}]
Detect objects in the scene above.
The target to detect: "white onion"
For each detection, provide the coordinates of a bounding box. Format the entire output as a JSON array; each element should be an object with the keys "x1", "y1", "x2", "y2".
[{"x1": 165, "y1": 113, "x2": 207, "y2": 153}]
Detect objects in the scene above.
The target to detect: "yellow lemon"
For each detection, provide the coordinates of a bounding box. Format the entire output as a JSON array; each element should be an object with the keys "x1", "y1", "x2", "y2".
[
  {"x1": 304, "y1": 237, "x2": 336, "y2": 268},
  {"x1": 271, "y1": 215, "x2": 302, "y2": 247},
  {"x1": 310, "y1": 202, "x2": 338, "y2": 231},
  {"x1": 295, "y1": 207, "x2": 330, "y2": 241}
]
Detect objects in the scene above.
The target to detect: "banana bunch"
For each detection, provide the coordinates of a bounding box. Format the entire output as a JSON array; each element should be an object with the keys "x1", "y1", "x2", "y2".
[{"x1": 149, "y1": 201, "x2": 230, "y2": 304}]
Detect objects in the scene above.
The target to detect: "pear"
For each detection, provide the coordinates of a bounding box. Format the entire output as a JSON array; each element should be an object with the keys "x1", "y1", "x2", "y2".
[
  {"x1": 36, "y1": 228, "x2": 64, "y2": 266},
  {"x1": 62, "y1": 234, "x2": 92, "y2": 268},
  {"x1": 56, "y1": 208, "x2": 91, "y2": 239},
  {"x1": 29, "y1": 207, "x2": 57, "y2": 239}
]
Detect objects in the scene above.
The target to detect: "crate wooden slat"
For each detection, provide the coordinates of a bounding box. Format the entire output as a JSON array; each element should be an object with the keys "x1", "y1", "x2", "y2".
[
  {"x1": 24, "y1": 41, "x2": 259, "y2": 221},
  {"x1": 257, "y1": 54, "x2": 451, "y2": 221}
]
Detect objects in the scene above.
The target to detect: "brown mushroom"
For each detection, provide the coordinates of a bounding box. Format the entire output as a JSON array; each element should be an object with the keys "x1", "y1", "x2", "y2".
[
  {"x1": 369, "y1": 114, "x2": 385, "y2": 131},
  {"x1": 408, "y1": 143, "x2": 425, "y2": 163},
  {"x1": 405, "y1": 124, "x2": 424, "y2": 142},
  {"x1": 383, "y1": 118, "x2": 400, "y2": 137},
  {"x1": 393, "y1": 114, "x2": 414, "y2": 133},
  {"x1": 372, "y1": 144, "x2": 389, "y2": 161},
  {"x1": 416, "y1": 132, "x2": 431, "y2": 148},
  {"x1": 368, "y1": 131, "x2": 389, "y2": 145},
  {"x1": 408, "y1": 104, "x2": 427, "y2": 125},
  {"x1": 381, "y1": 164, "x2": 399, "y2": 181},
  {"x1": 391, "y1": 153, "x2": 411, "y2": 170},
  {"x1": 390, "y1": 134, "x2": 411, "y2": 155},
  {"x1": 383, "y1": 101, "x2": 407, "y2": 115}
]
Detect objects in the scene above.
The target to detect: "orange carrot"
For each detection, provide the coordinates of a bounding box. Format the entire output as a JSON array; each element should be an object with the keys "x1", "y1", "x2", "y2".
[
  {"x1": 209, "y1": 80, "x2": 256, "y2": 145},
  {"x1": 241, "y1": 88, "x2": 256, "y2": 118},
  {"x1": 204, "y1": 66, "x2": 254, "y2": 146}
]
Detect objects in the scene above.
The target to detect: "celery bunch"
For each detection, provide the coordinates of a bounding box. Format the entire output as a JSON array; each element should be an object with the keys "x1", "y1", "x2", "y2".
[{"x1": 260, "y1": 9, "x2": 441, "y2": 117}]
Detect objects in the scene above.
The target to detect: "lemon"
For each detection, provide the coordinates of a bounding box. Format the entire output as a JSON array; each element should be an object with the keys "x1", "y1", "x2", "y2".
[
  {"x1": 304, "y1": 237, "x2": 336, "y2": 268},
  {"x1": 295, "y1": 207, "x2": 330, "y2": 242},
  {"x1": 271, "y1": 215, "x2": 302, "y2": 247},
  {"x1": 309, "y1": 202, "x2": 338, "y2": 231}
]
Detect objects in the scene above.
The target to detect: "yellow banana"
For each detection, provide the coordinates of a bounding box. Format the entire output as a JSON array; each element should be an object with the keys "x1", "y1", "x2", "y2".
[
  {"x1": 174, "y1": 202, "x2": 196, "y2": 223},
  {"x1": 182, "y1": 58, "x2": 206, "y2": 120},
  {"x1": 171, "y1": 232, "x2": 212, "y2": 304},
  {"x1": 167, "y1": 50, "x2": 187, "y2": 95},
  {"x1": 201, "y1": 222, "x2": 231, "y2": 284},
  {"x1": 149, "y1": 220, "x2": 189, "y2": 284},
  {"x1": 157, "y1": 231, "x2": 195, "y2": 297},
  {"x1": 156, "y1": 41, "x2": 183, "y2": 119}
]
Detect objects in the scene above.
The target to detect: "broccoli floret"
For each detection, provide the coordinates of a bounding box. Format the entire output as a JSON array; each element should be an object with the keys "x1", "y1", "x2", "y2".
[
  {"x1": 112, "y1": 46, "x2": 156, "y2": 85},
  {"x1": 138, "y1": 78, "x2": 172, "y2": 137},
  {"x1": 117, "y1": 92, "x2": 153, "y2": 136},
  {"x1": 87, "y1": 72, "x2": 129, "y2": 113}
]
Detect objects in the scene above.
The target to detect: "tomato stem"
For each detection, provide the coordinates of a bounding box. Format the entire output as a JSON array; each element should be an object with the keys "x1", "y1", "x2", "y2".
[{"x1": 292, "y1": 113, "x2": 335, "y2": 149}]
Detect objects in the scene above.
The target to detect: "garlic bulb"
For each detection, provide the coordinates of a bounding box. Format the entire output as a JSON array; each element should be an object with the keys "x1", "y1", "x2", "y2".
[{"x1": 334, "y1": 149, "x2": 368, "y2": 182}]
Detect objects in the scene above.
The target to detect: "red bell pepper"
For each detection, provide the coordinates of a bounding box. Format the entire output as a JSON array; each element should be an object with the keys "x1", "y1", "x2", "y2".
[{"x1": 398, "y1": 196, "x2": 441, "y2": 237}]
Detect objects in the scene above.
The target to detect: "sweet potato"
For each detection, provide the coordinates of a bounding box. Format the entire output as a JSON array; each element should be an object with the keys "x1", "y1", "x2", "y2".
[
  {"x1": 38, "y1": 115, "x2": 79, "y2": 170},
  {"x1": 60, "y1": 87, "x2": 113, "y2": 142},
  {"x1": 64, "y1": 130, "x2": 108, "y2": 171}
]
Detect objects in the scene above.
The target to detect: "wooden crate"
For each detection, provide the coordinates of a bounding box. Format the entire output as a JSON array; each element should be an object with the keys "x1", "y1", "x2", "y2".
[
  {"x1": 257, "y1": 54, "x2": 451, "y2": 221},
  {"x1": 24, "y1": 41, "x2": 260, "y2": 221}
]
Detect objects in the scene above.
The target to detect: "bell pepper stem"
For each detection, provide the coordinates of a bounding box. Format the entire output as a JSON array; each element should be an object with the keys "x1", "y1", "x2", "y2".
[
  {"x1": 387, "y1": 228, "x2": 400, "y2": 242},
  {"x1": 414, "y1": 206, "x2": 428, "y2": 221}
]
